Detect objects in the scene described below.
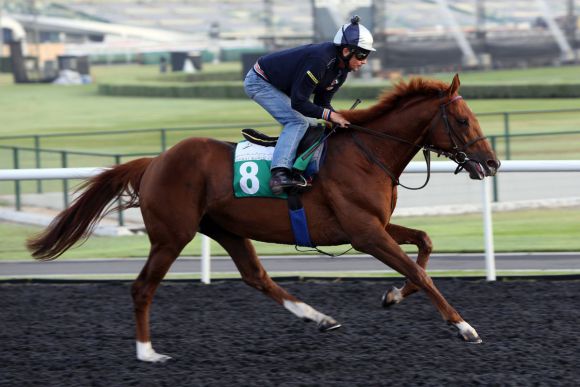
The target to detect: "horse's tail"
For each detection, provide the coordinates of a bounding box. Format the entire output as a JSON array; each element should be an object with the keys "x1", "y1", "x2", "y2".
[{"x1": 27, "y1": 157, "x2": 153, "y2": 261}]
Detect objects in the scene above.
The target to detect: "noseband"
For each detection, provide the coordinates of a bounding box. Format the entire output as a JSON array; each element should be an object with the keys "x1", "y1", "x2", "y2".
[{"x1": 348, "y1": 94, "x2": 486, "y2": 189}]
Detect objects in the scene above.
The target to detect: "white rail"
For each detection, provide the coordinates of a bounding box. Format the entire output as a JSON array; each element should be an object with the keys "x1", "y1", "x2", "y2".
[
  {"x1": 2, "y1": 160, "x2": 580, "y2": 283},
  {"x1": 0, "y1": 167, "x2": 105, "y2": 181}
]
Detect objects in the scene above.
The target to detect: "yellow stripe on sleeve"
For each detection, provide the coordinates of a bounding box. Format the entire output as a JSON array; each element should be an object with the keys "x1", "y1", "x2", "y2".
[{"x1": 306, "y1": 71, "x2": 319, "y2": 85}]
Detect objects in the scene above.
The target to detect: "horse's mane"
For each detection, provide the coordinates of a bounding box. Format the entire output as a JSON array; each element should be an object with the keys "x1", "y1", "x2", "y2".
[{"x1": 340, "y1": 77, "x2": 449, "y2": 125}]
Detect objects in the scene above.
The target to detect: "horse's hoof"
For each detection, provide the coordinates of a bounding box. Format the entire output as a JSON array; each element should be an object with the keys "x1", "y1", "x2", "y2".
[
  {"x1": 136, "y1": 342, "x2": 173, "y2": 363},
  {"x1": 138, "y1": 352, "x2": 173, "y2": 363},
  {"x1": 381, "y1": 286, "x2": 403, "y2": 308},
  {"x1": 453, "y1": 321, "x2": 482, "y2": 344},
  {"x1": 458, "y1": 332, "x2": 483, "y2": 344},
  {"x1": 318, "y1": 319, "x2": 342, "y2": 332}
]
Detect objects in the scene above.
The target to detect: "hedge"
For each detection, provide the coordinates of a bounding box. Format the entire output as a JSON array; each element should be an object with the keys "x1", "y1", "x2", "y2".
[
  {"x1": 98, "y1": 81, "x2": 248, "y2": 98},
  {"x1": 148, "y1": 71, "x2": 243, "y2": 83},
  {"x1": 98, "y1": 81, "x2": 580, "y2": 99}
]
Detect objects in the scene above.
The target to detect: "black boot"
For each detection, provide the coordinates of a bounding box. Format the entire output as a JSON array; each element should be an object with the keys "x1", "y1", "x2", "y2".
[{"x1": 269, "y1": 168, "x2": 306, "y2": 195}]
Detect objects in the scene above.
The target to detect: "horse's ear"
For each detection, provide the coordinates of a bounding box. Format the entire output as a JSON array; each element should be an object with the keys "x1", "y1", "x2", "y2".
[{"x1": 448, "y1": 73, "x2": 461, "y2": 96}]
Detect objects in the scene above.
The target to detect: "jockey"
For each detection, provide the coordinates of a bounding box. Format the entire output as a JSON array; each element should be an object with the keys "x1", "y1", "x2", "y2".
[{"x1": 243, "y1": 15, "x2": 375, "y2": 195}]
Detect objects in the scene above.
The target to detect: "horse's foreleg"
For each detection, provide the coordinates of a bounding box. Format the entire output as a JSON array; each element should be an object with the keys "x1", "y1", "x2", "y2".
[
  {"x1": 201, "y1": 220, "x2": 341, "y2": 332},
  {"x1": 382, "y1": 223, "x2": 433, "y2": 307},
  {"x1": 351, "y1": 228, "x2": 481, "y2": 343}
]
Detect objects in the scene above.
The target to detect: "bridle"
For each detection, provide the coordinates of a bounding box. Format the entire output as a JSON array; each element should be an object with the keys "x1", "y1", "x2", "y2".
[
  {"x1": 349, "y1": 94, "x2": 487, "y2": 190},
  {"x1": 425, "y1": 95, "x2": 487, "y2": 175}
]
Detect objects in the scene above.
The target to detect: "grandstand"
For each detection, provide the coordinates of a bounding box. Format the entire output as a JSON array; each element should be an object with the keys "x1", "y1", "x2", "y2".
[
  {"x1": 3, "y1": 1, "x2": 577, "y2": 37},
  {"x1": 1, "y1": 0, "x2": 579, "y2": 72}
]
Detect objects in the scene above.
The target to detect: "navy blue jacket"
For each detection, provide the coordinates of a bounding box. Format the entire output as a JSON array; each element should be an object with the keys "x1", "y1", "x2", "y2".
[{"x1": 255, "y1": 42, "x2": 348, "y2": 121}]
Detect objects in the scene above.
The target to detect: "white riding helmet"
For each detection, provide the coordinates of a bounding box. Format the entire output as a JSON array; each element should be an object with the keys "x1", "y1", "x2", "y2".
[{"x1": 333, "y1": 15, "x2": 376, "y2": 52}]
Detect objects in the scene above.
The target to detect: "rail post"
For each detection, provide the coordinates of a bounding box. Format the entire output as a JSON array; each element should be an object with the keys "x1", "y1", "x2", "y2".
[
  {"x1": 490, "y1": 136, "x2": 499, "y2": 202},
  {"x1": 160, "y1": 129, "x2": 167, "y2": 152},
  {"x1": 61, "y1": 152, "x2": 69, "y2": 208},
  {"x1": 114, "y1": 155, "x2": 125, "y2": 226},
  {"x1": 482, "y1": 178, "x2": 496, "y2": 281},
  {"x1": 503, "y1": 112, "x2": 511, "y2": 160},
  {"x1": 34, "y1": 135, "x2": 42, "y2": 193},
  {"x1": 12, "y1": 148, "x2": 21, "y2": 211},
  {"x1": 201, "y1": 235, "x2": 211, "y2": 284}
]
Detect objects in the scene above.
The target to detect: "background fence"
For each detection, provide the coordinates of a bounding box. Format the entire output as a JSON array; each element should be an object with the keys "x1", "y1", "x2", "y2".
[
  {"x1": 2, "y1": 160, "x2": 580, "y2": 282},
  {"x1": 1, "y1": 108, "x2": 579, "y2": 214}
]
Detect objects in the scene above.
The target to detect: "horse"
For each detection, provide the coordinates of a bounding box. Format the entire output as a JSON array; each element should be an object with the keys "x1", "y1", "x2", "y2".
[{"x1": 28, "y1": 74, "x2": 500, "y2": 362}]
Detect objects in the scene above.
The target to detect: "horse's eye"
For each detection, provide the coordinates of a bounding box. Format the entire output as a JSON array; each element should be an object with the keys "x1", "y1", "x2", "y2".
[{"x1": 457, "y1": 118, "x2": 469, "y2": 126}]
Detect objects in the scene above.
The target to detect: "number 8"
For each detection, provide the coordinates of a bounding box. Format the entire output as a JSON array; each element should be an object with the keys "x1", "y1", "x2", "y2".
[{"x1": 239, "y1": 161, "x2": 260, "y2": 194}]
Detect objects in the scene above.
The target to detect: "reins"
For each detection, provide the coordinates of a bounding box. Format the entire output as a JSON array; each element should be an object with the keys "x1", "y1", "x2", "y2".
[
  {"x1": 294, "y1": 94, "x2": 487, "y2": 257},
  {"x1": 346, "y1": 94, "x2": 485, "y2": 189},
  {"x1": 348, "y1": 123, "x2": 419, "y2": 147},
  {"x1": 350, "y1": 130, "x2": 432, "y2": 190}
]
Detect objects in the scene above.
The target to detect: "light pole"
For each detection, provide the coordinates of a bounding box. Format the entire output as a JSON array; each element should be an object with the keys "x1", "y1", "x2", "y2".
[
  {"x1": 372, "y1": 0, "x2": 387, "y2": 45},
  {"x1": 263, "y1": 0, "x2": 274, "y2": 50},
  {"x1": 0, "y1": 0, "x2": 4, "y2": 61},
  {"x1": 475, "y1": 0, "x2": 486, "y2": 45},
  {"x1": 566, "y1": 0, "x2": 577, "y2": 60}
]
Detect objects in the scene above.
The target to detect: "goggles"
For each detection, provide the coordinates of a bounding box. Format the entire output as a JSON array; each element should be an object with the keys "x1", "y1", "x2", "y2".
[{"x1": 353, "y1": 50, "x2": 370, "y2": 60}]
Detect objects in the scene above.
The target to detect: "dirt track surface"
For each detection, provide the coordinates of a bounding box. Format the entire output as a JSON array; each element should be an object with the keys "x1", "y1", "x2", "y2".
[{"x1": 1, "y1": 279, "x2": 579, "y2": 386}]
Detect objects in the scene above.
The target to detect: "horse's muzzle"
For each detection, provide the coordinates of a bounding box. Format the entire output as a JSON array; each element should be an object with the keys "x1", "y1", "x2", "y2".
[
  {"x1": 464, "y1": 157, "x2": 500, "y2": 180},
  {"x1": 485, "y1": 159, "x2": 501, "y2": 176}
]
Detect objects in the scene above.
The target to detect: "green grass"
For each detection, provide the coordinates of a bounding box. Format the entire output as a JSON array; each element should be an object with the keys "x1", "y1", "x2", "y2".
[
  {"x1": 2, "y1": 207, "x2": 579, "y2": 261},
  {"x1": 1, "y1": 64, "x2": 580, "y2": 136},
  {"x1": 0, "y1": 83, "x2": 273, "y2": 135}
]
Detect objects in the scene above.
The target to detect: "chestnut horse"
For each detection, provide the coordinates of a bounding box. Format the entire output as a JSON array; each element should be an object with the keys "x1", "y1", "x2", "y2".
[{"x1": 28, "y1": 74, "x2": 499, "y2": 362}]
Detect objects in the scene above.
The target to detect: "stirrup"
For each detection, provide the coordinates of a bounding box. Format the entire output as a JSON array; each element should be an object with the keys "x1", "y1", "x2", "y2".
[
  {"x1": 270, "y1": 172, "x2": 308, "y2": 195},
  {"x1": 293, "y1": 174, "x2": 309, "y2": 188}
]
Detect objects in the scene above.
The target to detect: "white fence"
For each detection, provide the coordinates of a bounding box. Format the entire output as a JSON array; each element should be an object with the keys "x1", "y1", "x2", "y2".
[{"x1": 2, "y1": 160, "x2": 580, "y2": 283}]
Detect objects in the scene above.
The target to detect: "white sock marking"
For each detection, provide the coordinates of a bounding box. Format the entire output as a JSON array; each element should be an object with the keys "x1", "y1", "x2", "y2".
[
  {"x1": 454, "y1": 321, "x2": 481, "y2": 342},
  {"x1": 136, "y1": 341, "x2": 172, "y2": 363},
  {"x1": 283, "y1": 300, "x2": 329, "y2": 324}
]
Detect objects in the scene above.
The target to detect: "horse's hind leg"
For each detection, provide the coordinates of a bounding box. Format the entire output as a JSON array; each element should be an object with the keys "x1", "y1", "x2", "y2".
[
  {"x1": 132, "y1": 209, "x2": 198, "y2": 362},
  {"x1": 382, "y1": 223, "x2": 433, "y2": 307},
  {"x1": 200, "y1": 219, "x2": 341, "y2": 332}
]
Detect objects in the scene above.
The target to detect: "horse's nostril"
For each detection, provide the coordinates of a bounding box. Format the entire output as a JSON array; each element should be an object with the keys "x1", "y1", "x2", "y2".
[{"x1": 487, "y1": 159, "x2": 500, "y2": 170}]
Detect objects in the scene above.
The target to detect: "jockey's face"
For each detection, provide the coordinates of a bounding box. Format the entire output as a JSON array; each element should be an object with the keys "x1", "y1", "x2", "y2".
[{"x1": 342, "y1": 47, "x2": 368, "y2": 72}]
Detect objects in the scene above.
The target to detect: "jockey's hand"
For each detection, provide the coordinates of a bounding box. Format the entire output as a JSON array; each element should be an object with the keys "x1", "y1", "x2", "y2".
[{"x1": 329, "y1": 111, "x2": 350, "y2": 128}]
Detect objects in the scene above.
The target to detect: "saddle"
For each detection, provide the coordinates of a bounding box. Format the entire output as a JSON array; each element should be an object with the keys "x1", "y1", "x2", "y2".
[{"x1": 241, "y1": 123, "x2": 327, "y2": 157}]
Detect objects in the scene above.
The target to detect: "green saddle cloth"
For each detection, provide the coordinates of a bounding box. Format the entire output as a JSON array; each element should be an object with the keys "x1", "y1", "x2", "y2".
[
  {"x1": 233, "y1": 141, "x2": 285, "y2": 199},
  {"x1": 233, "y1": 135, "x2": 323, "y2": 199}
]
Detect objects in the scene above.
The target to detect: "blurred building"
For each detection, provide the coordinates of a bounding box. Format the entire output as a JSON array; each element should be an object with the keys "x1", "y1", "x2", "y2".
[{"x1": 0, "y1": 0, "x2": 578, "y2": 74}]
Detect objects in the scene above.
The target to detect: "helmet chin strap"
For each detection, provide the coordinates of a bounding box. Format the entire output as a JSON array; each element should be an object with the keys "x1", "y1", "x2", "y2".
[{"x1": 340, "y1": 49, "x2": 355, "y2": 71}]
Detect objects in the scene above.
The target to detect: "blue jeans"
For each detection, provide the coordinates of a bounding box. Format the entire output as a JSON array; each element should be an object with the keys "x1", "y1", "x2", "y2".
[{"x1": 244, "y1": 70, "x2": 318, "y2": 170}]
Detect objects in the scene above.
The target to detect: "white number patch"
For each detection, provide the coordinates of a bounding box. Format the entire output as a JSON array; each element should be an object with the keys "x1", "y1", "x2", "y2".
[{"x1": 239, "y1": 161, "x2": 260, "y2": 194}]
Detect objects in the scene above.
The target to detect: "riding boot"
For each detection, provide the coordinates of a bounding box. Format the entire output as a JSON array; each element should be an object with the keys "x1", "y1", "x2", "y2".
[{"x1": 269, "y1": 167, "x2": 306, "y2": 195}]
